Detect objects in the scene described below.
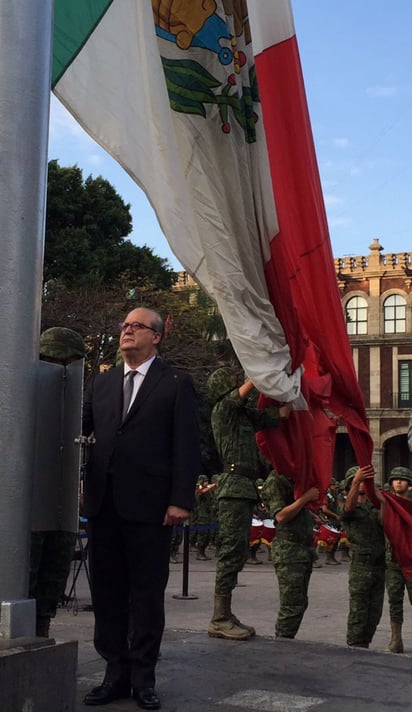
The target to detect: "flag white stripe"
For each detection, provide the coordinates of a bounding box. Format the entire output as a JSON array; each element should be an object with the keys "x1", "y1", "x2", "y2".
[{"x1": 248, "y1": 0, "x2": 295, "y2": 54}]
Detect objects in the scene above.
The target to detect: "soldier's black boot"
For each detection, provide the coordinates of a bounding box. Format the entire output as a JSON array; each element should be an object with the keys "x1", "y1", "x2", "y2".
[
  {"x1": 325, "y1": 549, "x2": 341, "y2": 565},
  {"x1": 246, "y1": 545, "x2": 262, "y2": 565},
  {"x1": 196, "y1": 548, "x2": 211, "y2": 561}
]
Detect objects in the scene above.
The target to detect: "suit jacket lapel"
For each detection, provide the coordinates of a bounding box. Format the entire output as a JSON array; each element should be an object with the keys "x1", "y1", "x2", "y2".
[
  {"x1": 111, "y1": 366, "x2": 125, "y2": 425},
  {"x1": 123, "y1": 358, "x2": 165, "y2": 423}
]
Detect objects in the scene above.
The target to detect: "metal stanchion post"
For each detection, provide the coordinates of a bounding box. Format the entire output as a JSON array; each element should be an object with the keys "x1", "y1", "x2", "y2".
[{"x1": 172, "y1": 521, "x2": 198, "y2": 600}]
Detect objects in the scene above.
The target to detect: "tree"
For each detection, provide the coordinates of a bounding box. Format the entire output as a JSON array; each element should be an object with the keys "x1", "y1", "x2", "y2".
[
  {"x1": 41, "y1": 280, "x2": 235, "y2": 475},
  {"x1": 44, "y1": 160, "x2": 175, "y2": 290},
  {"x1": 42, "y1": 166, "x2": 236, "y2": 474},
  {"x1": 41, "y1": 282, "x2": 233, "y2": 384}
]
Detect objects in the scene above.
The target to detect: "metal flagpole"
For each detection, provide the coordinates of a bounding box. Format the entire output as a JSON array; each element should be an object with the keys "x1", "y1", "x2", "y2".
[{"x1": 0, "y1": 0, "x2": 53, "y2": 637}]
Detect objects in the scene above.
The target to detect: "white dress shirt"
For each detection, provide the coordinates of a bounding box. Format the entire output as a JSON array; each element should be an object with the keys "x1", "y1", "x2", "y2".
[{"x1": 123, "y1": 355, "x2": 156, "y2": 414}]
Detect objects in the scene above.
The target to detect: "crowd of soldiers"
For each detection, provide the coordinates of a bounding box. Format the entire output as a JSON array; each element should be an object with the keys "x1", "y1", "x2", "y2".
[
  {"x1": 30, "y1": 338, "x2": 412, "y2": 658},
  {"x1": 170, "y1": 365, "x2": 412, "y2": 654},
  {"x1": 173, "y1": 459, "x2": 412, "y2": 653}
]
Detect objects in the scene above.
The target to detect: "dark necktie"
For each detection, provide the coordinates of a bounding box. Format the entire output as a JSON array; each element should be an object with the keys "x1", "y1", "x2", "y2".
[{"x1": 122, "y1": 370, "x2": 137, "y2": 421}]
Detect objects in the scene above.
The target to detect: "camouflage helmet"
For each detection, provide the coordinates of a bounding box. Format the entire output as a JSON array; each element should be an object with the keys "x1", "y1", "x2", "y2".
[
  {"x1": 388, "y1": 466, "x2": 412, "y2": 485},
  {"x1": 39, "y1": 327, "x2": 86, "y2": 362},
  {"x1": 343, "y1": 466, "x2": 359, "y2": 490},
  {"x1": 206, "y1": 367, "x2": 238, "y2": 403}
]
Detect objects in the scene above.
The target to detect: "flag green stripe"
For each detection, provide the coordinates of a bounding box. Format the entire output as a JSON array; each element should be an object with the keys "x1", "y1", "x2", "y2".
[{"x1": 52, "y1": 0, "x2": 113, "y2": 86}]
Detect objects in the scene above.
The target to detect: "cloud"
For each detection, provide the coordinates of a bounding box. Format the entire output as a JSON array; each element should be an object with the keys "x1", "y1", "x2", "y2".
[
  {"x1": 88, "y1": 154, "x2": 103, "y2": 167},
  {"x1": 366, "y1": 85, "x2": 398, "y2": 98},
  {"x1": 49, "y1": 96, "x2": 107, "y2": 170},
  {"x1": 49, "y1": 96, "x2": 86, "y2": 140},
  {"x1": 328, "y1": 216, "x2": 352, "y2": 228},
  {"x1": 324, "y1": 194, "x2": 343, "y2": 208},
  {"x1": 333, "y1": 137, "x2": 349, "y2": 149}
]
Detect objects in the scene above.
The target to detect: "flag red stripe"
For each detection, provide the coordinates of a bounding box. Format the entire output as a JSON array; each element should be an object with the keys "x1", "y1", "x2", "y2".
[
  {"x1": 254, "y1": 37, "x2": 373, "y2": 486},
  {"x1": 254, "y1": 32, "x2": 412, "y2": 570}
]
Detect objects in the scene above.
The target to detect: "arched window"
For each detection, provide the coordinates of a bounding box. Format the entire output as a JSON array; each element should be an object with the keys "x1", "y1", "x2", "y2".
[
  {"x1": 384, "y1": 294, "x2": 406, "y2": 334},
  {"x1": 345, "y1": 296, "x2": 368, "y2": 335}
]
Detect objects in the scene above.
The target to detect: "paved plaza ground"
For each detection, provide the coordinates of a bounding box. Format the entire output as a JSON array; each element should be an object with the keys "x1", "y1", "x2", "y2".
[{"x1": 49, "y1": 545, "x2": 412, "y2": 711}]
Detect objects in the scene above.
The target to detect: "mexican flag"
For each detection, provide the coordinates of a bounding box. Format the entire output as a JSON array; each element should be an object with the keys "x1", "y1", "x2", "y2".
[{"x1": 52, "y1": 0, "x2": 371, "y2": 492}]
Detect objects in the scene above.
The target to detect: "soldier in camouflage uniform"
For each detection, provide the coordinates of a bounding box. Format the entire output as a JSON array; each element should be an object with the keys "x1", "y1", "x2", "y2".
[
  {"x1": 262, "y1": 471, "x2": 319, "y2": 638},
  {"x1": 339, "y1": 464, "x2": 385, "y2": 648},
  {"x1": 384, "y1": 466, "x2": 412, "y2": 653},
  {"x1": 169, "y1": 525, "x2": 183, "y2": 563},
  {"x1": 189, "y1": 475, "x2": 208, "y2": 551},
  {"x1": 209, "y1": 474, "x2": 220, "y2": 551},
  {"x1": 247, "y1": 478, "x2": 267, "y2": 564},
  {"x1": 207, "y1": 367, "x2": 292, "y2": 641},
  {"x1": 30, "y1": 327, "x2": 86, "y2": 636},
  {"x1": 195, "y1": 475, "x2": 213, "y2": 560},
  {"x1": 321, "y1": 480, "x2": 342, "y2": 565}
]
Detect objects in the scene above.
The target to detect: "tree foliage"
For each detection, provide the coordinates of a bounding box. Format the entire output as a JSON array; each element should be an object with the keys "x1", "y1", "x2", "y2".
[
  {"x1": 41, "y1": 160, "x2": 238, "y2": 474},
  {"x1": 44, "y1": 160, "x2": 175, "y2": 290},
  {"x1": 41, "y1": 282, "x2": 234, "y2": 387},
  {"x1": 41, "y1": 282, "x2": 233, "y2": 475}
]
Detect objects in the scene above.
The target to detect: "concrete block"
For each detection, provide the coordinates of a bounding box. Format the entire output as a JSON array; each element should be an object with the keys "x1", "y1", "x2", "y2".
[
  {"x1": 0, "y1": 638, "x2": 77, "y2": 712},
  {"x1": 0, "y1": 599, "x2": 36, "y2": 639}
]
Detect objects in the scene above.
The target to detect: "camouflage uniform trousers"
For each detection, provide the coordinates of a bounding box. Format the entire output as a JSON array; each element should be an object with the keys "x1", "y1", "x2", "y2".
[
  {"x1": 189, "y1": 509, "x2": 198, "y2": 548},
  {"x1": 194, "y1": 491, "x2": 212, "y2": 552},
  {"x1": 386, "y1": 560, "x2": 412, "y2": 624},
  {"x1": 170, "y1": 526, "x2": 183, "y2": 558},
  {"x1": 272, "y1": 540, "x2": 313, "y2": 638},
  {"x1": 215, "y1": 498, "x2": 255, "y2": 595},
  {"x1": 209, "y1": 502, "x2": 219, "y2": 547},
  {"x1": 29, "y1": 530, "x2": 77, "y2": 618},
  {"x1": 347, "y1": 553, "x2": 385, "y2": 645},
  {"x1": 196, "y1": 515, "x2": 211, "y2": 552}
]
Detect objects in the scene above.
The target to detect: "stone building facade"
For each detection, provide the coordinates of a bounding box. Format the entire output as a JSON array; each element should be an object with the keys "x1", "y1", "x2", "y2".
[
  {"x1": 176, "y1": 238, "x2": 412, "y2": 483},
  {"x1": 335, "y1": 238, "x2": 412, "y2": 483}
]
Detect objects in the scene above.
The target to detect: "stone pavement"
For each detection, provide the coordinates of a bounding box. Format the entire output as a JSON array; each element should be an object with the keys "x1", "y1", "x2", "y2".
[{"x1": 52, "y1": 547, "x2": 412, "y2": 712}]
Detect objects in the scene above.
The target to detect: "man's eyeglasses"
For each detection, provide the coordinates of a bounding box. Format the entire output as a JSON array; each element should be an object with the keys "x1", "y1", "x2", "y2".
[{"x1": 119, "y1": 321, "x2": 157, "y2": 333}]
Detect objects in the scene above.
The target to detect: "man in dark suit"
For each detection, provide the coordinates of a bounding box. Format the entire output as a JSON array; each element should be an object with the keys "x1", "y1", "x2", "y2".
[{"x1": 82, "y1": 307, "x2": 200, "y2": 710}]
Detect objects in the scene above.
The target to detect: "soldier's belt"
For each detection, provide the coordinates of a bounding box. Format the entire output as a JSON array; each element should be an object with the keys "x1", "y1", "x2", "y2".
[
  {"x1": 352, "y1": 551, "x2": 384, "y2": 564},
  {"x1": 275, "y1": 532, "x2": 305, "y2": 544},
  {"x1": 223, "y1": 463, "x2": 256, "y2": 479}
]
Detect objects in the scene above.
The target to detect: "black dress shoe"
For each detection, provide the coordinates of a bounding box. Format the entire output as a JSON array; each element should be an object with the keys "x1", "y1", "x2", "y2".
[
  {"x1": 83, "y1": 681, "x2": 131, "y2": 706},
  {"x1": 133, "y1": 687, "x2": 161, "y2": 710}
]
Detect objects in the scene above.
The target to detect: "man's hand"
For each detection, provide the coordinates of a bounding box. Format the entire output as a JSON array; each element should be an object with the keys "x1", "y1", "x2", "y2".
[
  {"x1": 353, "y1": 464, "x2": 375, "y2": 485},
  {"x1": 304, "y1": 486, "x2": 320, "y2": 503},
  {"x1": 163, "y1": 505, "x2": 190, "y2": 527},
  {"x1": 311, "y1": 512, "x2": 322, "y2": 524},
  {"x1": 238, "y1": 378, "x2": 255, "y2": 400},
  {"x1": 279, "y1": 402, "x2": 293, "y2": 419}
]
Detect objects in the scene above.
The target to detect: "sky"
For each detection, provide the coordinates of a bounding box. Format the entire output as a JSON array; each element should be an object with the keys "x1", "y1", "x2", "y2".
[{"x1": 48, "y1": 1, "x2": 412, "y2": 271}]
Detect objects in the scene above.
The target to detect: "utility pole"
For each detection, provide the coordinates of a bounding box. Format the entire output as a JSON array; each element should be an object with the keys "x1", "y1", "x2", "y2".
[{"x1": 0, "y1": 0, "x2": 53, "y2": 636}]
